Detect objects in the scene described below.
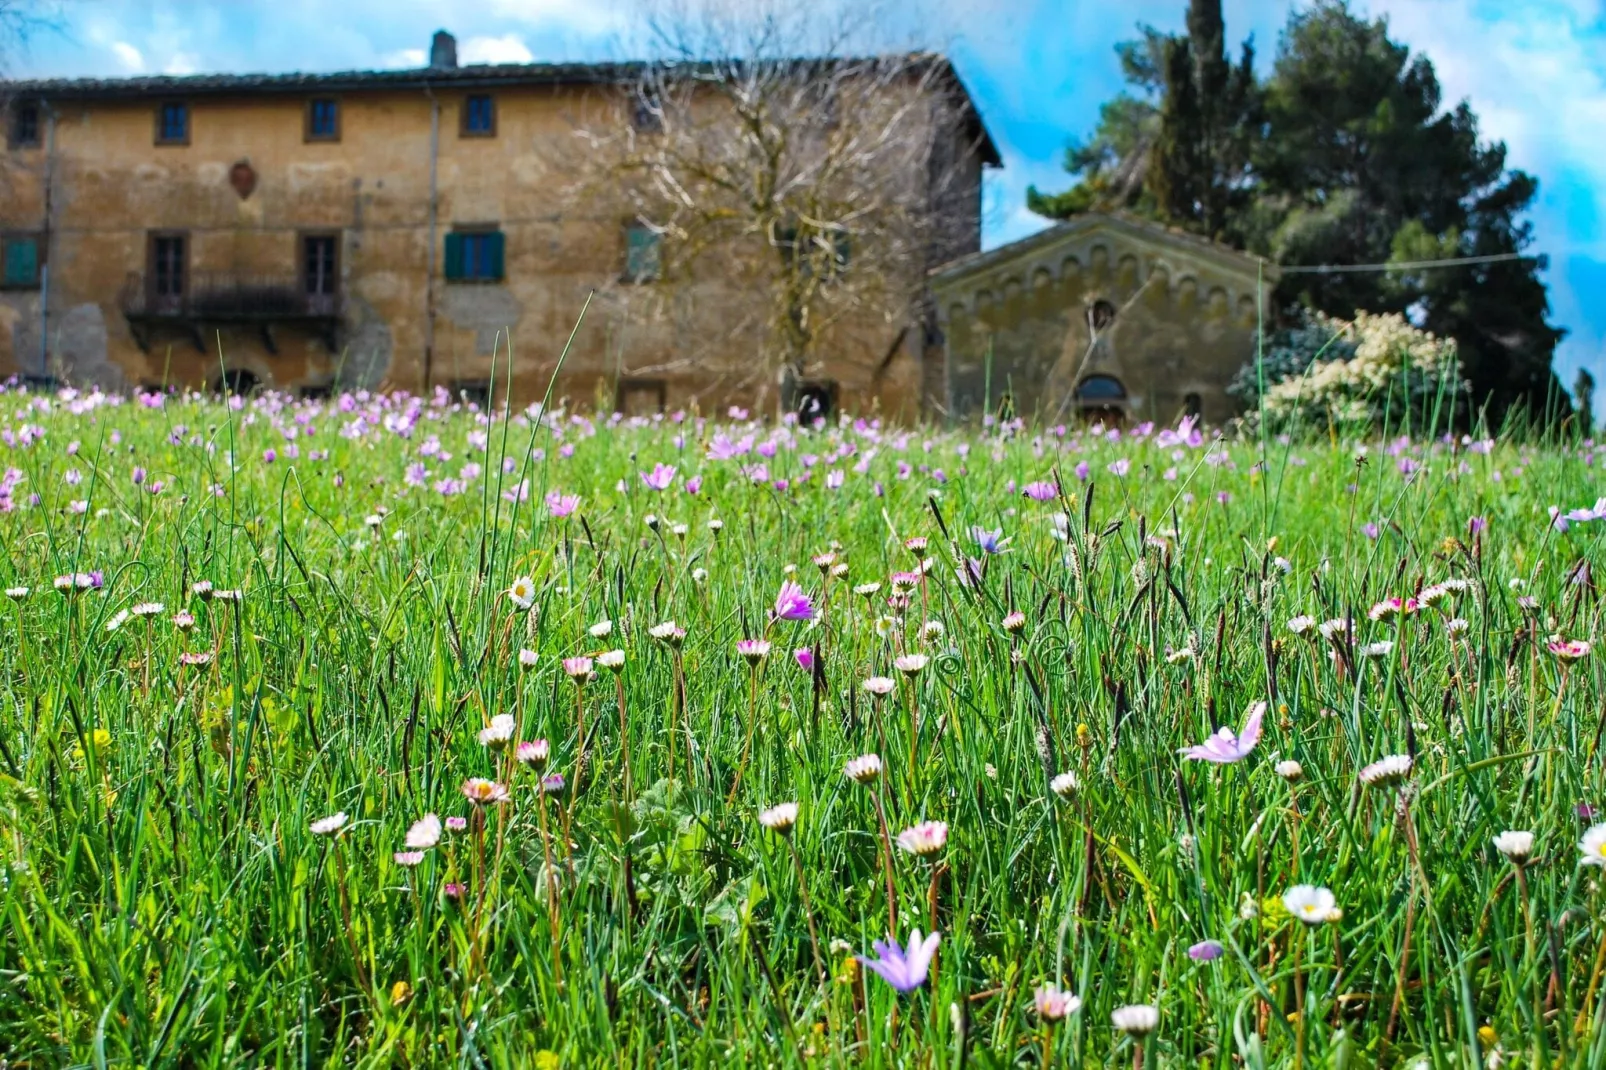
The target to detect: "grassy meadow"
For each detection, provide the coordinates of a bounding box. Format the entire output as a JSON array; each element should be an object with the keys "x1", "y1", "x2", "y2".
[{"x1": 1, "y1": 378, "x2": 1605, "y2": 1068}]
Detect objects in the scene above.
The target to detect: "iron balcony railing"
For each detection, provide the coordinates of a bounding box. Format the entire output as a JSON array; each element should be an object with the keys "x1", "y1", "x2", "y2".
[{"x1": 121, "y1": 273, "x2": 341, "y2": 320}]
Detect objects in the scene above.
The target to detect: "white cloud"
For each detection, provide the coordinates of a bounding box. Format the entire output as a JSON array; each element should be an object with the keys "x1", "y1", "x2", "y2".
[
  {"x1": 380, "y1": 48, "x2": 429, "y2": 69},
  {"x1": 163, "y1": 52, "x2": 199, "y2": 76},
  {"x1": 459, "y1": 34, "x2": 536, "y2": 65},
  {"x1": 111, "y1": 41, "x2": 144, "y2": 72}
]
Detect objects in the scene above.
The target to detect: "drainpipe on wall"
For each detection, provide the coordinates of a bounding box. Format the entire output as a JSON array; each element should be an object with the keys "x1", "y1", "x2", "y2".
[
  {"x1": 422, "y1": 86, "x2": 440, "y2": 394},
  {"x1": 39, "y1": 101, "x2": 56, "y2": 381}
]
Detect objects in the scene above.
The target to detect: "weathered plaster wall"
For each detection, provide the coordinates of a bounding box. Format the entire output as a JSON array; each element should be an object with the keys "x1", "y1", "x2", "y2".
[
  {"x1": 0, "y1": 81, "x2": 968, "y2": 420},
  {"x1": 933, "y1": 217, "x2": 1271, "y2": 425}
]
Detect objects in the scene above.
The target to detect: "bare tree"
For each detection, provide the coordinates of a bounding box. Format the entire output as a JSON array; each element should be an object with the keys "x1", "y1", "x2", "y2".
[{"x1": 571, "y1": 0, "x2": 990, "y2": 414}]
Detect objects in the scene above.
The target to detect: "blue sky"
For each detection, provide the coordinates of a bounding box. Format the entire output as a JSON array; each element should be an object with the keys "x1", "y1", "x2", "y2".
[{"x1": 10, "y1": 0, "x2": 1603, "y2": 408}]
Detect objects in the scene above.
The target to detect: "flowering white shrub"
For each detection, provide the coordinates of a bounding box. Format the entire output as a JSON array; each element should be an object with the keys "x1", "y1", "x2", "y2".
[{"x1": 1260, "y1": 311, "x2": 1465, "y2": 432}]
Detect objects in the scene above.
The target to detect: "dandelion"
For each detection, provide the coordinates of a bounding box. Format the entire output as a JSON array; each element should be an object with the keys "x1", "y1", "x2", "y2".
[
  {"x1": 1369, "y1": 597, "x2": 1405, "y2": 621},
  {"x1": 4, "y1": 586, "x2": 28, "y2": 599},
  {"x1": 540, "y1": 773, "x2": 565, "y2": 794},
  {"x1": 104, "y1": 609, "x2": 130, "y2": 632},
  {"x1": 191, "y1": 580, "x2": 214, "y2": 599},
  {"x1": 1050, "y1": 771, "x2": 1078, "y2": 797},
  {"x1": 131, "y1": 601, "x2": 164, "y2": 618},
  {"x1": 393, "y1": 850, "x2": 425, "y2": 866},
  {"x1": 478, "y1": 714, "x2": 516, "y2": 748},
  {"x1": 1283, "y1": 884, "x2": 1339, "y2": 925},
  {"x1": 1358, "y1": 640, "x2": 1394, "y2": 659},
  {"x1": 858, "y1": 929, "x2": 940, "y2": 993},
  {"x1": 1287, "y1": 614, "x2": 1316, "y2": 635},
  {"x1": 562, "y1": 656, "x2": 594, "y2": 682},
  {"x1": 517, "y1": 648, "x2": 539, "y2": 669},
  {"x1": 1033, "y1": 983, "x2": 1081, "y2": 1020},
  {"x1": 922, "y1": 619, "x2": 946, "y2": 642},
  {"x1": 404, "y1": 814, "x2": 442, "y2": 850},
  {"x1": 1446, "y1": 617, "x2": 1470, "y2": 637},
  {"x1": 1165, "y1": 646, "x2": 1196, "y2": 664},
  {"x1": 1492, "y1": 830, "x2": 1534, "y2": 865},
  {"x1": 1111, "y1": 1003, "x2": 1159, "y2": 1036},
  {"x1": 758, "y1": 802, "x2": 799, "y2": 835},
  {"x1": 1001, "y1": 610, "x2": 1026, "y2": 633},
  {"x1": 597, "y1": 649, "x2": 625, "y2": 672},
  {"x1": 310, "y1": 812, "x2": 349, "y2": 836},
  {"x1": 897, "y1": 820, "x2": 948, "y2": 856},
  {"x1": 442, "y1": 881, "x2": 467, "y2": 899},
  {"x1": 508, "y1": 576, "x2": 535, "y2": 610},
  {"x1": 1359, "y1": 754, "x2": 1412, "y2": 789},
  {"x1": 1179, "y1": 701, "x2": 1264, "y2": 764},
  {"x1": 461, "y1": 778, "x2": 511, "y2": 806},
  {"x1": 445, "y1": 816, "x2": 468, "y2": 832},
  {"x1": 588, "y1": 619, "x2": 613, "y2": 638},
  {"x1": 1275, "y1": 760, "x2": 1303, "y2": 781},
  {"x1": 178, "y1": 651, "x2": 213, "y2": 666},
  {"x1": 773, "y1": 580, "x2": 815, "y2": 622},
  {"x1": 854, "y1": 581, "x2": 882, "y2": 597}
]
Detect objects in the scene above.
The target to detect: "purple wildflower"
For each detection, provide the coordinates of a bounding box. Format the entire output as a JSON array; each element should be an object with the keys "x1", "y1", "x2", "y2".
[
  {"x1": 773, "y1": 580, "x2": 815, "y2": 622},
  {"x1": 641, "y1": 463, "x2": 677, "y2": 491},
  {"x1": 858, "y1": 929, "x2": 941, "y2": 994}
]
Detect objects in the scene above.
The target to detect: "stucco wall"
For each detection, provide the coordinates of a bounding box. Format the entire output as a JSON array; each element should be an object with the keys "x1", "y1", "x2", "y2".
[
  {"x1": 0, "y1": 81, "x2": 974, "y2": 420},
  {"x1": 933, "y1": 218, "x2": 1271, "y2": 426}
]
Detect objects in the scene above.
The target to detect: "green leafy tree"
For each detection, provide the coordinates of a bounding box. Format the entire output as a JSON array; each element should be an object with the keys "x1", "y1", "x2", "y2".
[{"x1": 1033, "y1": 0, "x2": 1566, "y2": 424}]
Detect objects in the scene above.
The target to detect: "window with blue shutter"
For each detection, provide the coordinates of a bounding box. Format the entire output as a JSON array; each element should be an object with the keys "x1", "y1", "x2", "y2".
[
  {"x1": 462, "y1": 95, "x2": 495, "y2": 137},
  {"x1": 623, "y1": 223, "x2": 661, "y2": 282},
  {"x1": 445, "y1": 230, "x2": 505, "y2": 282},
  {"x1": 307, "y1": 99, "x2": 340, "y2": 141},
  {"x1": 156, "y1": 102, "x2": 189, "y2": 144},
  {"x1": 1, "y1": 235, "x2": 40, "y2": 289}
]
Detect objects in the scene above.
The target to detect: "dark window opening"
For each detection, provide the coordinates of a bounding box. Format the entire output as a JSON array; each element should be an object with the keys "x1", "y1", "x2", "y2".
[
  {"x1": 796, "y1": 380, "x2": 837, "y2": 422},
  {"x1": 8, "y1": 101, "x2": 40, "y2": 149},
  {"x1": 631, "y1": 90, "x2": 663, "y2": 133},
  {"x1": 1088, "y1": 299, "x2": 1116, "y2": 332},
  {"x1": 622, "y1": 222, "x2": 661, "y2": 282},
  {"x1": 452, "y1": 380, "x2": 492, "y2": 409},
  {"x1": 150, "y1": 235, "x2": 187, "y2": 307},
  {"x1": 1184, "y1": 392, "x2": 1203, "y2": 419},
  {"x1": 615, "y1": 376, "x2": 667, "y2": 416},
  {"x1": 157, "y1": 102, "x2": 189, "y2": 145},
  {"x1": 444, "y1": 229, "x2": 505, "y2": 282},
  {"x1": 303, "y1": 235, "x2": 338, "y2": 295},
  {"x1": 299, "y1": 382, "x2": 334, "y2": 400},
  {"x1": 217, "y1": 369, "x2": 260, "y2": 396},
  {"x1": 462, "y1": 95, "x2": 496, "y2": 136},
  {"x1": 307, "y1": 99, "x2": 340, "y2": 141},
  {"x1": 1, "y1": 234, "x2": 42, "y2": 289}
]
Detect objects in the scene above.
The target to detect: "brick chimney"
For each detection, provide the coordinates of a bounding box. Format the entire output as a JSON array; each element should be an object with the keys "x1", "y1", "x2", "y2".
[{"x1": 430, "y1": 31, "x2": 458, "y2": 70}]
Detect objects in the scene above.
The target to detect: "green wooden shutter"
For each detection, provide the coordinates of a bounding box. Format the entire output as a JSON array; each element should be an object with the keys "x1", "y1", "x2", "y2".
[
  {"x1": 487, "y1": 231, "x2": 505, "y2": 280},
  {"x1": 443, "y1": 232, "x2": 464, "y2": 281},
  {"x1": 2, "y1": 238, "x2": 38, "y2": 288}
]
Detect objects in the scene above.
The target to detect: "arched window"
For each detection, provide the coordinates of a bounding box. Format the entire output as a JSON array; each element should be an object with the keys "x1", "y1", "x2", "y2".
[
  {"x1": 1075, "y1": 375, "x2": 1127, "y2": 402},
  {"x1": 1088, "y1": 299, "x2": 1117, "y2": 332}
]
